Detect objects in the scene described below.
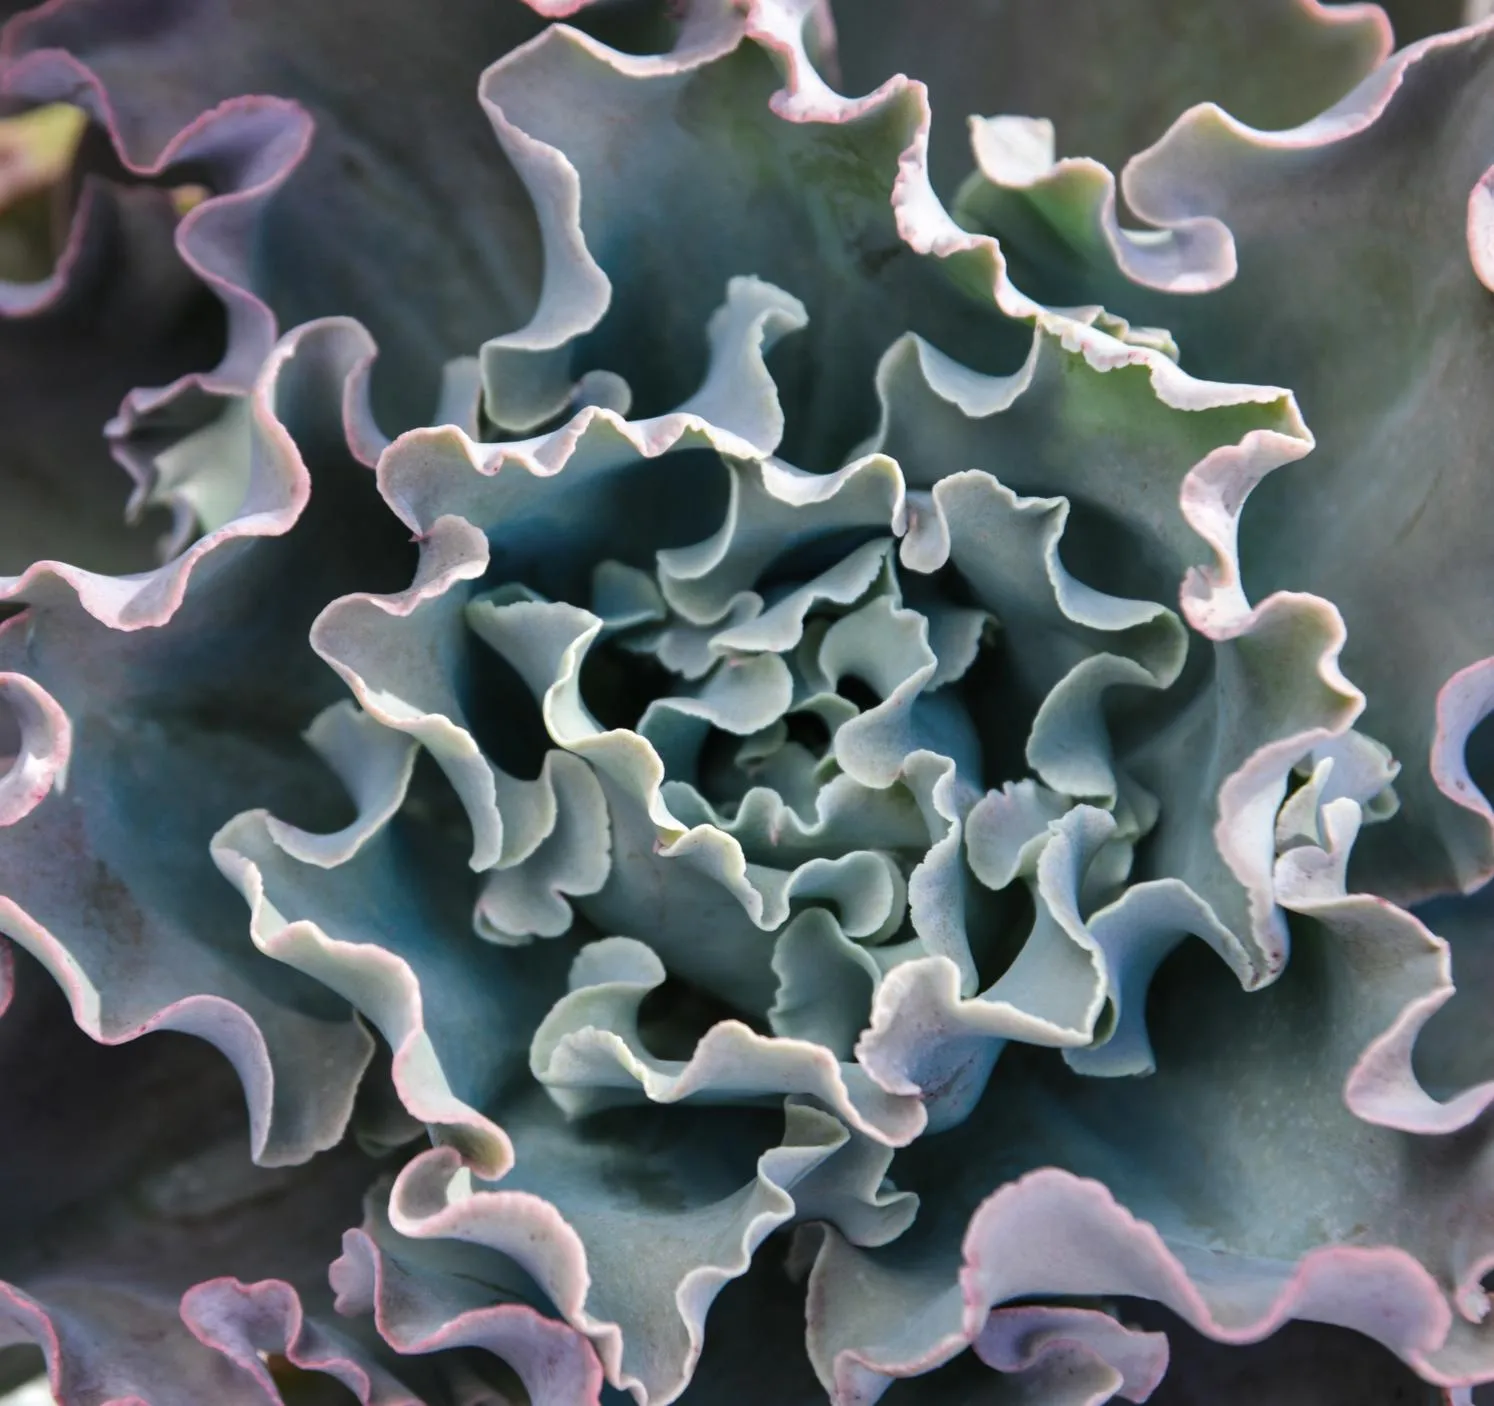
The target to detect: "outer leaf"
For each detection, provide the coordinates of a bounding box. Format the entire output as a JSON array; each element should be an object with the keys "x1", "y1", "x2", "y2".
[
  {"x1": 0, "y1": 320, "x2": 415, "y2": 1166},
  {"x1": 805, "y1": 914, "x2": 1494, "y2": 1399},
  {"x1": 477, "y1": 0, "x2": 1042, "y2": 467},
  {"x1": 0, "y1": 144, "x2": 222, "y2": 579},
  {"x1": 2, "y1": 0, "x2": 554, "y2": 433},
  {"x1": 823, "y1": 0, "x2": 1389, "y2": 196},
  {"x1": 962, "y1": 21, "x2": 1494, "y2": 905},
  {"x1": 0, "y1": 943, "x2": 416, "y2": 1406},
  {"x1": 331, "y1": 1184, "x2": 604, "y2": 1406}
]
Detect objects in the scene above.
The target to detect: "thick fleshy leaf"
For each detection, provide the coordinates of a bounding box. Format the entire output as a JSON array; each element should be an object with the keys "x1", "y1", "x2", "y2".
[
  {"x1": 0, "y1": 56, "x2": 319, "y2": 580},
  {"x1": 0, "y1": 135, "x2": 223, "y2": 579},
  {"x1": 476, "y1": 0, "x2": 1049, "y2": 468},
  {"x1": 959, "y1": 20, "x2": 1494, "y2": 907},
  {"x1": 331, "y1": 1183, "x2": 604, "y2": 1406},
  {"x1": 0, "y1": 943, "x2": 417, "y2": 1406},
  {"x1": 824, "y1": 0, "x2": 1389, "y2": 197},
  {"x1": 0, "y1": 670, "x2": 68, "y2": 826},
  {"x1": 179, "y1": 1279, "x2": 419, "y2": 1406},
  {"x1": 0, "y1": 320, "x2": 415, "y2": 1166},
  {"x1": 1, "y1": 0, "x2": 557, "y2": 435},
  {"x1": 531, "y1": 935, "x2": 925, "y2": 1143},
  {"x1": 7, "y1": 3, "x2": 1485, "y2": 1403},
  {"x1": 0, "y1": 304, "x2": 322, "y2": 631},
  {"x1": 376, "y1": 1099, "x2": 913, "y2": 1406},
  {"x1": 215, "y1": 732, "x2": 581, "y2": 1181},
  {"x1": 801, "y1": 807, "x2": 1494, "y2": 1401}
]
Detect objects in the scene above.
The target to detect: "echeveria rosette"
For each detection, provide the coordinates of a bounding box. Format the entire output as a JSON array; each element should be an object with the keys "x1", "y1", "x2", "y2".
[
  {"x1": 195, "y1": 8, "x2": 1488, "y2": 1403},
  {"x1": 0, "y1": 0, "x2": 1490, "y2": 1404}
]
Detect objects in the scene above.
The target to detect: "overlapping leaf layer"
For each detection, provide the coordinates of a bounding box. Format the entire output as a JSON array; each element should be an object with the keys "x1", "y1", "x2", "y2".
[{"x1": 1, "y1": 2, "x2": 1492, "y2": 1402}]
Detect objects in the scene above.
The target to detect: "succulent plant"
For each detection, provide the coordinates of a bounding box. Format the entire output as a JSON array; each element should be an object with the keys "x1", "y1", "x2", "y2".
[{"x1": 3, "y1": 1, "x2": 1494, "y2": 1402}]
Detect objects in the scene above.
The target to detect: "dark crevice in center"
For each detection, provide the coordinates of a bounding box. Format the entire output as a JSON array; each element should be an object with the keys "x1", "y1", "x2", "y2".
[
  {"x1": 637, "y1": 972, "x2": 768, "y2": 1062},
  {"x1": 483, "y1": 449, "x2": 729, "y2": 607},
  {"x1": 463, "y1": 632, "x2": 552, "y2": 782},
  {"x1": 400, "y1": 750, "x2": 479, "y2": 852},
  {"x1": 968, "y1": 880, "x2": 1036, "y2": 994},
  {"x1": 696, "y1": 725, "x2": 751, "y2": 807},
  {"x1": 1465, "y1": 708, "x2": 1494, "y2": 819},
  {"x1": 834, "y1": 673, "x2": 882, "y2": 714},
  {"x1": 756, "y1": 527, "x2": 887, "y2": 595},
  {"x1": 1122, "y1": 1301, "x2": 1445, "y2": 1405},
  {"x1": 955, "y1": 642, "x2": 1035, "y2": 794},
  {"x1": 0, "y1": 689, "x2": 18, "y2": 770},
  {"x1": 783, "y1": 711, "x2": 831, "y2": 757},
  {"x1": 580, "y1": 641, "x2": 675, "y2": 735}
]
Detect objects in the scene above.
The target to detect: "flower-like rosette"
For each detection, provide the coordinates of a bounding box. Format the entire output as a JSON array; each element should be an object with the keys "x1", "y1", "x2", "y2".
[
  {"x1": 9, "y1": 0, "x2": 1487, "y2": 1399},
  {"x1": 241, "y1": 275, "x2": 1256, "y2": 1116},
  {"x1": 213, "y1": 246, "x2": 1366, "y2": 1398}
]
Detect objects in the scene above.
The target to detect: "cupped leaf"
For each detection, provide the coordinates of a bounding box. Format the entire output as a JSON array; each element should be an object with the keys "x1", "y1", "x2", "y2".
[
  {"x1": 379, "y1": 1097, "x2": 913, "y2": 1406},
  {"x1": 821, "y1": 0, "x2": 1390, "y2": 198},
  {"x1": 531, "y1": 935, "x2": 925, "y2": 1143},
  {"x1": 332, "y1": 1181, "x2": 605, "y2": 1406},
  {"x1": 0, "y1": 307, "x2": 324, "y2": 632},
  {"x1": 477, "y1": 0, "x2": 1053, "y2": 468},
  {"x1": 802, "y1": 802, "x2": 1494, "y2": 1401},
  {"x1": 961, "y1": 21, "x2": 1494, "y2": 908},
  {"x1": 179, "y1": 1279, "x2": 419, "y2": 1406},
  {"x1": 214, "y1": 722, "x2": 581, "y2": 1181},
  {"x1": 0, "y1": 42, "x2": 316, "y2": 546},
  {"x1": 0, "y1": 943, "x2": 419, "y2": 1406},
  {"x1": 0, "y1": 320, "x2": 415, "y2": 1166},
  {"x1": 1, "y1": 0, "x2": 559, "y2": 435},
  {"x1": 0, "y1": 141, "x2": 223, "y2": 579},
  {"x1": 0, "y1": 670, "x2": 69, "y2": 826}
]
